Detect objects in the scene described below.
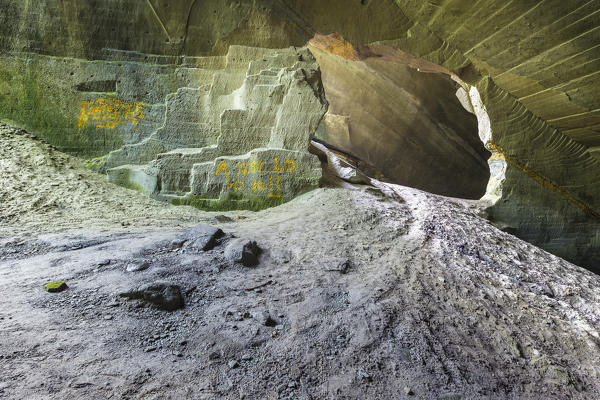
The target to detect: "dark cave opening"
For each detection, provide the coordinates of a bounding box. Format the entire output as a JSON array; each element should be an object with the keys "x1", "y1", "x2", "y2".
[{"x1": 309, "y1": 35, "x2": 491, "y2": 200}]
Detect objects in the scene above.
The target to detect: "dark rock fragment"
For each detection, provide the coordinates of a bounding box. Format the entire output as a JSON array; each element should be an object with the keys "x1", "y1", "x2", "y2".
[
  {"x1": 225, "y1": 239, "x2": 261, "y2": 267},
  {"x1": 252, "y1": 311, "x2": 277, "y2": 327},
  {"x1": 326, "y1": 259, "x2": 351, "y2": 274},
  {"x1": 119, "y1": 282, "x2": 184, "y2": 311},
  {"x1": 170, "y1": 239, "x2": 186, "y2": 249},
  {"x1": 213, "y1": 215, "x2": 234, "y2": 223},
  {"x1": 176, "y1": 224, "x2": 224, "y2": 252}
]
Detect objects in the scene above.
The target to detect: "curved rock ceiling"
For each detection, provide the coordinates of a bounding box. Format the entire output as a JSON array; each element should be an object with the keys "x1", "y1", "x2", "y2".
[{"x1": 0, "y1": 0, "x2": 599, "y2": 270}]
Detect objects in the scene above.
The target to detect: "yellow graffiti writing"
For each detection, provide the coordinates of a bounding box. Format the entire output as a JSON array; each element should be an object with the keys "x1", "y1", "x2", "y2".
[
  {"x1": 274, "y1": 157, "x2": 284, "y2": 171},
  {"x1": 238, "y1": 160, "x2": 263, "y2": 176},
  {"x1": 284, "y1": 160, "x2": 295, "y2": 171},
  {"x1": 268, "y1": 175, "x2": 281, "y2": 190},
  {"x1": 215, "y1": 161, "x2": 228, "y2": 177},
  {"x1": 253, "y1": 179, "x2": 265, "y2": 193},
  {"x1": 225, "y1": 179, "x2": 245, "y2": 190},
  {"x1": 78, "y1": 98, "x2": 146, "y2": 129},
  {"x1": 273, "y1": 158, "x2": 296, "y2": 172},
  {"x1": 251, "y1": 175, "x2": 280, "y2": 196},
  {"x1": 218, "y1": 158, "x2": 293, "y2": 198}
]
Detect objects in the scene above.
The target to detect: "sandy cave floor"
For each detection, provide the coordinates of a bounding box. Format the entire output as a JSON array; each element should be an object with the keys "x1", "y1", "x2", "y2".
[{"x1": 2, "y1": 125, "x2": 600, "y2": 399}]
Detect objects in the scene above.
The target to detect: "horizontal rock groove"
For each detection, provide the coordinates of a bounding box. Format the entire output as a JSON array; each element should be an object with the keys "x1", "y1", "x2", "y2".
[{"x1": 487, "y1": 142, "x2": 600, "y2": 220}]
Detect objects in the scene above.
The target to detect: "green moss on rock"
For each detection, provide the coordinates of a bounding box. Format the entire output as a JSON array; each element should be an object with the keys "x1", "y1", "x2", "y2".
[
  {"x1": 0, "y1": 58, "x2": 124, "y2": 157},
  {"x1": 84, "y1": 154, "x2": 109, "y2": 172},
  {"x1": 45, "y1": 281, "x2": 68, "y2": 293},
  {"x1": 110, "y1": 169, "x2": 147, "y2": 194},
  {"x1": 171, "y1": 192, "x2": 285, "y2": 212}
]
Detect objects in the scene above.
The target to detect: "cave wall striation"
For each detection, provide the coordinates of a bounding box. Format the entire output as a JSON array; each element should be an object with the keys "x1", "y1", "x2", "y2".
[{"x1": 0, "y1": 0, "x2": 598, "y2": 268}]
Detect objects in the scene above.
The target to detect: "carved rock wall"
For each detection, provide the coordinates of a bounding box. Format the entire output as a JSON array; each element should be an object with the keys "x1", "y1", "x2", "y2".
[{"x1": 106, "y1": 46, "x2": 327, "y2": 209}]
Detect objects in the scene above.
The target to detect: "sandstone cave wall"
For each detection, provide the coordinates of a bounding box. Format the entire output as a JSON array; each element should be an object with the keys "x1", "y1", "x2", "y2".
[
  {"x1": 0, "y1": 0, "x2": 410, "y2": 59},
  {"x1": 0, "y1": 0, "x2": 598, "y2": 268},
  {"x1": 477, "y1": 78, "x2": 600, "y2": 270}
]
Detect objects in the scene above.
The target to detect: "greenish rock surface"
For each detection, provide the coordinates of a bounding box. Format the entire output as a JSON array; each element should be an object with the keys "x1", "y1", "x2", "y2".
[{"x1": 45, "y1": 281, "x2": 68, "y2": 293}]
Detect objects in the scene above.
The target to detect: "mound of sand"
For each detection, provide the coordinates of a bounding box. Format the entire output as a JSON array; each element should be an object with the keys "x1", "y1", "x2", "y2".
[{"x1": 0, "y1": 123, "x2": 213, "y2": 234}]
